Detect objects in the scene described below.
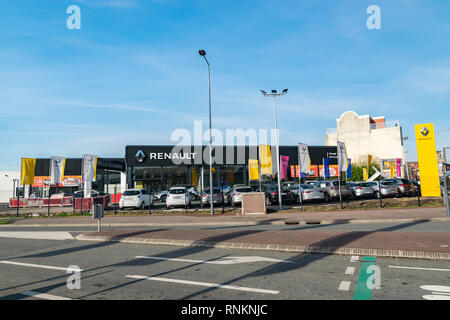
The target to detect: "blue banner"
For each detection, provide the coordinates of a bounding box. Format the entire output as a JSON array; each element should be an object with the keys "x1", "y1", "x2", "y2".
[
  {"x1": 346, "y1": 158, "x2": 352, "y2": 178},
  {"x1": 323, "y1": 158, "x2": 330, "y2": 178}
]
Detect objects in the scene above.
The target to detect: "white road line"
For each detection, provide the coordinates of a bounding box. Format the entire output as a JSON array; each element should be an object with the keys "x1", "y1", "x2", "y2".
[
  {"x1": 125, "y1": 275, "x2": 280, "y2": 295},
  {"x1": 21, "y1": 290, "x2": 72, "y2": 300},
  {"x1": 432, "y1": 292, "x2": 450, "y2": 296},
  {"x1": 389, "y1": 266, "x2": 450, "y2": 272},
  {"x1": 423, "y1": 295, "x2": 450, "y2": 300},
  {"x1": 0, "y1": 260, "x2": 84, "y2": 272},
  {"x1": 420, "y1": 285, "x2": 450, "y2": 293},
  {"x1": 0, "y1": 232, "x2": 74, "y2": 241},
  {"x1": 135, "y1": 255, "x2": 291, "y2": 265},
  {"x1": 345, "y1": 266, "x2": 355, "y2": 275},
  {"x1": 338, "y1": 281, "x2": 351, "y2": 291},
  {"x1": 350, "y1": 256, "x2": 359, "y2": 263}
]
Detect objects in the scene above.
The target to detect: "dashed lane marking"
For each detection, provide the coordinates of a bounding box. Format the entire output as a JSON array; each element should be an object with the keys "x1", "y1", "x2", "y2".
[
  {"x1": 345, "y1": 267, "x2": 355, "y2": 275},
  {"x1": 338, "y1": 281, "x2": 351, "y2": 291}
]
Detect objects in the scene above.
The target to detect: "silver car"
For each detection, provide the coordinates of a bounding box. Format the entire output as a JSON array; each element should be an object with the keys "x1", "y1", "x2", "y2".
[
  {"x1": 154, "y1": 189, "x2": 168, "y2": 202},
  {"x1": 366, "y1": 181, "x2": 398, "y2": 198},
  {"x1": 349, "y1": 182, "x2": 375, "y2": 198},
  {"x1": 201, "y1": 188, "x2": 224, "y2": 207},
  {"x1": 227, "y1": 186, "x2": 253, "y2": 207},
  {"x1": 318, "y1": 180, "x2": 352, "y2": 199},
  {"x1": 290, "y1": 184, "x2": 329, "y2": 202}
]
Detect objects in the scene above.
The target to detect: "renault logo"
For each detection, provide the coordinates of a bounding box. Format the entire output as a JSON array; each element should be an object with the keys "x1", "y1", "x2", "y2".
[
  {"x1": 135, "y1": 150, "x2": 146, "y2": 162},
  {"x1": 421, "y1": 127, "x2": 429, "y2": 137}
]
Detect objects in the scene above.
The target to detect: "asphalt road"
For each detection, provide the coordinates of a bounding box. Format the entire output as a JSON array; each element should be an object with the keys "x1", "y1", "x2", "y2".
[{"x1": 0, "y1": 230, "x2": 449, "y2": 300}]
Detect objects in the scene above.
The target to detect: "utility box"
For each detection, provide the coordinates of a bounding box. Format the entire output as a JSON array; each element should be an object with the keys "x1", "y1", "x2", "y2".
[
  {"x1": 93, "y1": 203, "x2": 104, "y2": 219},
  {"x1": 241, "y1": 192, "x2": 266, "y2": 215}
]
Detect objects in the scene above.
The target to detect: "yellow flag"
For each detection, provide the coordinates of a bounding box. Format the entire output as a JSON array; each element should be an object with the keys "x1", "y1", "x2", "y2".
[
  {"x1": 191, "y1": 167, "x2": 198, "y2": 187},
  {"x1": 259, "y1": 144, "x2": 272, "y2": 175},
  {"x1": 390, "y1": 162, "x2": 396, "y2": 178},
  {"x1": 363, "y1": 167, "x2": 368, "y2": 181},
  {"x1": 21, "y1": 158, "x2": 36, "y2": 185},
  {"x1": 249, "y1": 159, "x2": 260, "y2": 181}
]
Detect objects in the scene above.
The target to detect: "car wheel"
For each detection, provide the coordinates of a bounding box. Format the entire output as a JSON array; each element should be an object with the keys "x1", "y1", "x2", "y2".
[
  {"x1": 140, "y1": 202, "x2": 145, "y2": 210},
  {"x1": 324, "y1": 194, "x2": 330, "y2": 202},
  {"x1": 161, "y1": 195, "x2": 167, "y2": 202},
  {"x1": 265, "y1": 197, "x2": 271, "y2": 206},
  {"x1": 375, "y1": 191, "x2": 381, "y2": 199}
]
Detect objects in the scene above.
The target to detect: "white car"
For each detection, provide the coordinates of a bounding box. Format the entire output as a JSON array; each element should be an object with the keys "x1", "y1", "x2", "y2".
[
  {"x1": 166, "y1": 187, "x2": 191, "y2": 209},
  {"x1": 119, "y1": 189, "x2": 153, "y2": 210}
]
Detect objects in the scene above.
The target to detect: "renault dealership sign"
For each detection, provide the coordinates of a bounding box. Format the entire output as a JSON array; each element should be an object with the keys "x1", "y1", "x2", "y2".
[{"x1": 414, "y1": 123, "x2": 440, "y2": 197}]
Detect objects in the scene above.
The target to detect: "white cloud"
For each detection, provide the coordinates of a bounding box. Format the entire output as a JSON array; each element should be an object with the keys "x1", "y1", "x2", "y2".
[{"x1": 403, "y1": 66, "x2": 450, "y2": 94}]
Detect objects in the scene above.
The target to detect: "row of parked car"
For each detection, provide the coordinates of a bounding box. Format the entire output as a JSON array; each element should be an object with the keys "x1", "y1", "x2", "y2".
[{"x1": 116, "y1": 178, "x2": 422, "y2": 210}]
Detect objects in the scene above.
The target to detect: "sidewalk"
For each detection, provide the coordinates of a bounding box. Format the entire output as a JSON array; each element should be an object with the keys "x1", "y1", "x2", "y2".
[
  {"x1": 76, "y1": 226, "x2": 450, "y2": 261},
  {"x1": 2, "y1": 206, "x2": 449, "y2": 227}
]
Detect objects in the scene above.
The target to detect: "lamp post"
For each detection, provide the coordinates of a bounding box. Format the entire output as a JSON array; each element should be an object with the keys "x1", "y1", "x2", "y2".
[
  {"x1": 199, "y1": 49, "x2": 214, "y2": 215},
  {"x1": 260, "y1": 89, "x2": 288, "y2": 211},
  {"x1": 402, "y1": 136, "x2": 409, "y2": 179}
]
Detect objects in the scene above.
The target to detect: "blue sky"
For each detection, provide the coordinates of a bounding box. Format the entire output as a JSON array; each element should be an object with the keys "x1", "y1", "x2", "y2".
[{"x1": 1, "y1": 0, "x2": 450, "y2": 170}]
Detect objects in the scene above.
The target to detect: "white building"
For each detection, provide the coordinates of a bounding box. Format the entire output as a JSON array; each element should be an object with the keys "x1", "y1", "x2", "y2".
[
  {"x1": 0, "y1": 171, "x2": 20, "y2": 204},
  {"x1": 325, "y1": 111, "x2": 405, "y2": 165}
]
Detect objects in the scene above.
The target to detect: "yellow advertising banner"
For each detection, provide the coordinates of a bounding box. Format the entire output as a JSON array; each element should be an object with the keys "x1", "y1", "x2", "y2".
[
  {"x1": 259, "y1": 144, "x2": 273, "y2": 175},
  {"x1": 135, "y1": 181, "x2": 143, "y2": 189},
  {"x1": 415, "y1": 123, "x2": 440, "y2": 197},
  {"x1": 363, "y1": 168, "x2": 368, "y2": 181},
  {"x1": 249, "y1": 159, "x2": 260, "y2": 181},
  {"x1": 21, "y1": 158, "x2": 36, "y2": 185}
]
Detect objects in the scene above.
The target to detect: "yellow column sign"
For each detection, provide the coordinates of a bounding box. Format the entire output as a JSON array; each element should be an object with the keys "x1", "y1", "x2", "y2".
[
  {"x1": 414, "y1": 123, "x2": 440, "y2": 197},
  {"x1": 363, "y1": 167, "x2": 368, "y2": 181}
]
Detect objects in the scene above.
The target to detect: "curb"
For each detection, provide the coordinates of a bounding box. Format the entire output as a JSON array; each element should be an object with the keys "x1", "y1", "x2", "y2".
[
  {"x1": 75, "y1": 234, "x2": 450, "y2": 261},
  {"x1": 2, "y1": 217, "x2": 450, "y2": 228}
]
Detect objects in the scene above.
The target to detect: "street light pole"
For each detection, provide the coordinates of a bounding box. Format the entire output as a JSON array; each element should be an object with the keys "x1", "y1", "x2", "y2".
[
  {"x1": 261, "y1": 89, "x2": 288, "y2": 211},
  {"x1": 402, "y1": 136, "x2": 409, "y2": 179},
  {"x1": 199, "y1": 49, "x2": 214, "y2": 215}
]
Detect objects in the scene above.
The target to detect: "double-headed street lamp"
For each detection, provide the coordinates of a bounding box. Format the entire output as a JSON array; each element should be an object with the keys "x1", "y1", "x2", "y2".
[
  {"x1": 198, "y1": 49, "x2": 214, "y2": 215},
  {"x1": 260, "y1": 89, "x2": 288, "y2": 211}
]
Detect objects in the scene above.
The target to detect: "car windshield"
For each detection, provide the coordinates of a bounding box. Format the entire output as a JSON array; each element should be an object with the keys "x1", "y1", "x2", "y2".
[
  {"x1": 235, "y1": 187, "x2": 252, "y2": 193},
  {"x1": 302, "y1": 185, "x2": 313, "y2": 189},
  {"x1": 204, "y1": 189, "x2": 220, "y2": 194},
  {"x1": 169, "y1": 189, "x2": 186, "y2": 194},
  {"x1": 358, "y1": 183, "x2": 370, "y2": 187},
  {"x1": 333, "y1": 181, "x2": 346, "y2": 186},
  {"x1": 381, "y1": 181, "x2": 393, "y2": 186},
  {"x1": 123, "y1": 191, "x2": 140, "y2": 196}
]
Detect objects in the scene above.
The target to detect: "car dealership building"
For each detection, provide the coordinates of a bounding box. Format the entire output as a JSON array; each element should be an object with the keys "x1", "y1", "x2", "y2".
[{"x1": 10, "y1": 144, "x2": 338, "y2": 200}]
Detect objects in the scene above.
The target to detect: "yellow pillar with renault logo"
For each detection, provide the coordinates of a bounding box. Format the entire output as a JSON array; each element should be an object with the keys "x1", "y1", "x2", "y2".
[{"x1": 414, "y1": 123, "x2": 441, "y2": 197}]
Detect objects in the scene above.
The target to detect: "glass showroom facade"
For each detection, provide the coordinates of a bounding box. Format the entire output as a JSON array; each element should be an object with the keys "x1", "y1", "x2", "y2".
[{"x1": 125, "y1": 145, "x2": 338, "y2": 192}]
